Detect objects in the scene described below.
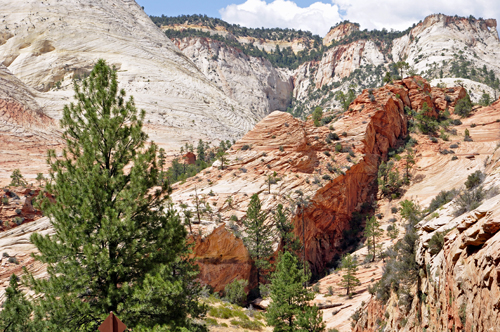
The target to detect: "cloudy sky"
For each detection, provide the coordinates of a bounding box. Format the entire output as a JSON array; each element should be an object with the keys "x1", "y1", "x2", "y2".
[{"x1": 138, "y1": 0, "x2": 500, "y2": 36}]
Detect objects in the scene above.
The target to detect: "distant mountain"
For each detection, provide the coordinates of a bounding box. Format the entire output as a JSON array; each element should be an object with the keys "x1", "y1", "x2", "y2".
[{"x1": 161, "y1": 14, "x2": 500, "y2": 118}]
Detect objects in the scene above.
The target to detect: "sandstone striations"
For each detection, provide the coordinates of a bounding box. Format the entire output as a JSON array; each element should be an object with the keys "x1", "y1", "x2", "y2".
[
  {"x1": 173, "y1": 37, "x2": 293, "y2": 118},
  {"x1": 0, "y1": 64, "x2": 60, "y2": 185},
  {"x1": 323, "y1": 22, "x2": 360, "y2": 46},
  {"x1": 0, "y1": 0, "x2": 260, "y2": 147}
]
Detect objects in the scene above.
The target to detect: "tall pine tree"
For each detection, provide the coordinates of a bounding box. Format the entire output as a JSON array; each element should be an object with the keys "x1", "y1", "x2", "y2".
[
  {"x1": 0, "y1": 275, "x2": 37, "y2": 332},
  {"x1": 340, "y1": 254, "x2": 360, "y2": 296},
  {"x1": 242, "y1": 194, "x2": 274, "y2": 296},
  {"x1": 266, "y1": 252, "x2": 324, "y2": 332},
  {"x1": 364, "y1": 216, "x2": 383, "y2": 262},
  {"x1": 28, "y1": 59, "x2": 205, "y2": 331}
]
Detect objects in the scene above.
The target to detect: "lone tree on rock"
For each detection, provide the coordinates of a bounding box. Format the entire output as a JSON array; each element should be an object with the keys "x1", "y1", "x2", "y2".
[
  {"x1": 340, "y1": 253, "x2": 360, "y2": 297},
  {"x1": 28, "y1": 59, "x2": 205, "y2": 331},
  {"x1": 364, "y1": 216, "x2": 383, "y2": 262}
]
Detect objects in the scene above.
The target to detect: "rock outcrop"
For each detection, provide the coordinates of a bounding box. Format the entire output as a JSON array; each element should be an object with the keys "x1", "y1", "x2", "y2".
[
  {"x1": 352, "y1": 100, "x2": 500, "y2": 332},
  {"x1": 168, "y1": 77, "x2": 465, "y2": 291},
  {"x1": 173, "y1": 37, "x2": 293, "y2": 118},
  {"x1": 323, "y1": 22, "x2": 360, "y2": 46},
  {"x1": 0, "y1": 64, "x2": 60, "y2": 185},
  {"x1": 0, "y1": 0, "x2": 259, "y2": 147}
]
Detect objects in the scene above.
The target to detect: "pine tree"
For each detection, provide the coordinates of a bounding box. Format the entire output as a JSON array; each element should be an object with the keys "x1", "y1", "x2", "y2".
[
  {"x1": 274, "y1": 204, "x2": 301, "y2": 253},
  {"x1": 216, "y1": 148, "x2": 228, "y2": 170},
  {"x1": 28, "y1": 59, "x2": 205, "y2": 331},
  {"x1": 364, "y1": 216, "x2": 383, "y2": 262},
  {"x1": 340, "y1": 254, "x2": 360, "y2": 296},
  {"x1": 404, "y1": 148, "x2": 415, "y2": 184},
  {"x1": 242, "y1": 194, "x2": 274, "y2": 296},
  {"x1": 9, "y1": 169, "x2": 26, "y2": 187},
  {"x1": 0, "y1": 275, "x2": 36, "y2": 331},
  {"x1": 36, "y1": 173, "x2": 45, "y2": 187},
  {"x1": 158, "y1": 147, "x2": 166, "y2": 172},
  {"x1": 266, "y1": 252, "x2": 324, "y2": 332}
]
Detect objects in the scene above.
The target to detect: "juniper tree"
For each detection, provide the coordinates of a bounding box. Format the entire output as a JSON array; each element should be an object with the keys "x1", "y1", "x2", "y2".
[
  {"x1": 242, "y1": 194, "x2": 274, "y2": 296},
  {"x1": 340, "y1": 254, "x2": 360, "y2": 296},
  {"x1": 364, "y1": 216, "x2": 383, "y2": 262},
  {"x1": 266, "y1": 252, "x2": 324, "y2": 332},
  {"x1": 28, "y1": 59, "x2": 205, "y2": 331}
]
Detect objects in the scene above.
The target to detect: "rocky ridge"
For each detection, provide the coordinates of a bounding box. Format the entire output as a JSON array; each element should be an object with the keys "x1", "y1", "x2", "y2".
[{"x1": 351, "y1": 99, "x2": 500, "y2": 332}]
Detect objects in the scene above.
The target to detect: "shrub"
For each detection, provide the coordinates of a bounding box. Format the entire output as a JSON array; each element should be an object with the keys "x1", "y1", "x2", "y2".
[
  {"x1": 327, "y1": 286, "x2": 334, "y2": 296},
  {"x1": 453, "y1": 186, "x2": 486, "y2": 216},
  {"x1": 312, "y1": 107, "x2": 323, "y2": 127},
  {"x1": 454, "y1": 95, "x2": 473, "y2": 117},
  {"x1": 224, "y1": 278, "x2": 248, "y2": 306},
  {"x1": 428, "y1": 189, "x2": 458, "y2": 213},
  {"x1": 450, "y1": 144, "x2": 458, "y2": 149},
  {"x1": 279, "y1": 145, "x2": 284, "y2": 152},
  {"x1": 335, "y1": 144, "x2": 342, "y2": 152},
  {"x1": 13, "y1": 217, "x2": 24, "y2": 225},
  {"x1": 451, "y1": 119, "x2": 462, "y2": 126},
  {"x1": 205, "y1": 317, "x2": 218, "y2": 326},
  {"x1": 322, "y1": 175, "x2": 332, "y2": 181},
  {"x1": 328, "y1": 132, "x2": 340, "y2": 141},
  {"x1": 391, "y1": 207, "x2": 398, "y2": 214},
  {"x1": 1, "y1": 197, "x2": 8, "y2": 205},
  {"x1": 323, "y1": 151, "x2": 331, "y2": 157},
  {"x1": 312, "y1": 283, "x2": 320, "y2": 293},
  {"x1": 452, "y1": 155, "x2": 458, "y2": 160},
  {"x1": 429, "y1": 231, "x2": 445, "y2": 255},
  {"x1": 241, "y1": 145, "x2": 250, "y2": 151},
  {"x1": 416, "y1": 103, "x2": 439, "y2": 134},
  {"x1": 464, "y1": 170, "x2": 484, "y2": 190},
  {"x1": 8, "y1": 256, "x2": 19, "y2": 264},
  {"x1": 3, "y1": 252, "x2": 9, "y2": 257},
  {"x1": 342, "y1": 132, "x2": 347, "y2": 137},
  {"x1": 230, "y1": 215, "x2": 239, "y2": 222}
]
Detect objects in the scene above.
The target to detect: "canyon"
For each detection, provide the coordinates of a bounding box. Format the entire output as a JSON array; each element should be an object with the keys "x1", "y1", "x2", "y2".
[{"x1": 1, "y1": 1, "x2": 500, "y2": 331}]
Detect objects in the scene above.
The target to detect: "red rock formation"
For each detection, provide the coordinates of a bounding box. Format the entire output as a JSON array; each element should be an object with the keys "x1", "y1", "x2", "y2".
[
  {"x1": 182, "y1": 152, "x2": 197, "y2": 165},
  {"x1": 191, "y1": 225, "x2": 253, "y2": 293},
  {"x1": 176, "y1": 77, "x2": 467, "y2": 291}
]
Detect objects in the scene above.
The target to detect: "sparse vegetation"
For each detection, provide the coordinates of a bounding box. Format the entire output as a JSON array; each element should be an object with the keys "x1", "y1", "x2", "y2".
[{"x1": 224, "y1": 279, "x2": 249, "y2": 306}]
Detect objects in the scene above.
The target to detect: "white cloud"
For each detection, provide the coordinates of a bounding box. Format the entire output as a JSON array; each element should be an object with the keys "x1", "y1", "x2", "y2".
[
  {"x1": 219, "y1": 0, "x2": 342, "y2": 36},
  {"x1": 334, "y1": 0, "x2": 500, "y2": 31},
  {"x1": 219, "y1": 0, "x2": 500, "y2": 36}
]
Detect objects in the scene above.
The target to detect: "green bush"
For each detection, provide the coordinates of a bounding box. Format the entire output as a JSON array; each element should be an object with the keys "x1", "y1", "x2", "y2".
[
  {"x1": 429, "y1": 232, "x2": 445, "y2": 255},
  {"x1": 453, "y1": 186, "x2": 486, "y2": 216},
  {"x1": 454, "y1": 95, "x2": 472, "y2": 118},
  {"x1": 205, "y1": 317, "x2": 218, "y2": 326},
  {"x1": 464, "y1": 170, "x2": 484, "y2": 190},
  {"x1": 335, "y1": 144, "x2": 342, "y2": 152},
  {"x1": 224, "y1": 279, "x2": 248, "y2": 306},
  {"x1": 428, "y1": 189, "x2": 457, "y2": 213},
  {"x1": 312, "y1": 107, "x2": 323, "y2": 127}
]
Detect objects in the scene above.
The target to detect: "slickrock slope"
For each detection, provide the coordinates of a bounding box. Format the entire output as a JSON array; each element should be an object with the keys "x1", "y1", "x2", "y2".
[
  {"x1": 0, "y1": 0, "x2": 258, "y2": 146},
  {"x1": 0, "y1": 64, "x2": 60, "y2": 185},
  {"x1": 169, "y1": 77, "x2": 466, "y2": 292},
  {"x1": 352, "y1": 100, "x2": 500, "y2": 332},
  {"x1": 392, "y1": 14, "x2": 500, "y2": 77},
  {"x1": 172, "y1": 37, "x2": 293, "y2": 118}
]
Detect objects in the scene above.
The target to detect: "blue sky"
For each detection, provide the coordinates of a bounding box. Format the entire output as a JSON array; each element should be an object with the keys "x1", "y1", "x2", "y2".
[
  {"x1": 136, "y1": 0, "x2": 500, "y2": 36},
  {"x1": 136, "y1": 0, "x2": 318, "y2": 17}
]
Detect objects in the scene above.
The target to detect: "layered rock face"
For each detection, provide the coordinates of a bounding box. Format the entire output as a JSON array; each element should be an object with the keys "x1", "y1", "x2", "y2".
[
  {"x1": 0, "y1": 0, "x2": 258, "y2": 146},
  {"x1": 173, "y1": 37, "x2": 293, "y2": 119},
  {"x1": 169, "y1": 77, "x2": 465, "y2": 291},
  {"x1": 353, "y1": 100, "x2": 500, "y2": 332},
  {"x1": 0, "y1": 64, "x2": 60, "y2": 185}
]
